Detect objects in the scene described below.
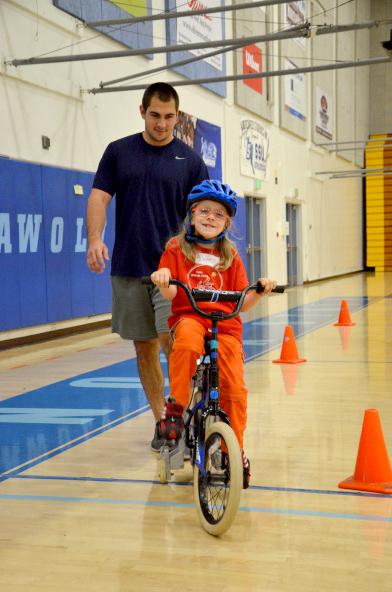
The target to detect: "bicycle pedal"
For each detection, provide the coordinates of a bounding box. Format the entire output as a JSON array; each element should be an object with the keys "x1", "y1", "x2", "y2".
[{"x1": 160, "y1": 438, "x2": 185, "y2": 471}]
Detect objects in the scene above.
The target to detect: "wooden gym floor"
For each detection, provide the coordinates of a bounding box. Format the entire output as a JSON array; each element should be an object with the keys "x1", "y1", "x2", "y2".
[{"x1": 1, "y1": 270, "x2": 392, "y2": 591}]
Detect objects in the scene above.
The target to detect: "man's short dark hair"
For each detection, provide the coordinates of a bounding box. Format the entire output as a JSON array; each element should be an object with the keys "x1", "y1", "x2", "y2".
[{"x1": 142, "y1": 82, "x2": 179, "y2": 112}]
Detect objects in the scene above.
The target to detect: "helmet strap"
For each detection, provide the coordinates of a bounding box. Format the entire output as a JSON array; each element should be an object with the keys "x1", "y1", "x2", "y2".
[{"x1": 185, "y1": 221, "x2": 226, "y2": 245}]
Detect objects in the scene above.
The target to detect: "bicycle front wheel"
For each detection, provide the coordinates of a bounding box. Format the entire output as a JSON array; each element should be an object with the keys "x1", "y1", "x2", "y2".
[{"x1": 194, "y1": 421, "x2": 242, "y2": 536}]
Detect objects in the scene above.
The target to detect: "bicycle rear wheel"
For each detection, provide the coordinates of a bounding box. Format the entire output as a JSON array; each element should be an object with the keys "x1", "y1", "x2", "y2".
[{"x1": 194, "y1": 421, "x2": 242, "y2": 536}]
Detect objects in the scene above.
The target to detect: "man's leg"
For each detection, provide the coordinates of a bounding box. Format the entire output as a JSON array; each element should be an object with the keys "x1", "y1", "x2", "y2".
[
  {"x1": 134, "y1": 339, "x2": 165, "y2": 421},
  {"x1": 158, "y1": 331, "x2": 172, "y2": 362},
  {"x1": 111, "y1": 277, "x2": 171, "y2": 449}
]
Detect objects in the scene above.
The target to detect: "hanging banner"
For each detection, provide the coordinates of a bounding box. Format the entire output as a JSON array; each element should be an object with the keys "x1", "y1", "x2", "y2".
[
  {"x1": 195, "y1": 119, "x2": 222, "y2": 180},
  {"x1": 53, "y1": 1, "x2": 152, "y2": 50},
  {"x1": 242, "y1": 45, "x2": 263, "y2": 94},
  {"x1": 315, "y1": 87, "x2": 333, "y2": 140},
  {"x1": 285, "y1": 1, "x2": 306, "y2": 48},
  {"x1": 174, "y1": 111, "x2": 222, "y2": 180},
  {"x1": 240, "y1": 119, "x2": 269, "y2": 180},
  {"x1": 176, "y1": 0, "x2": 223, "y2": 71},
  {"x1": 284, "y1": 58, "x2": 307, "y2": 121},
  {"x1": 174, "y1": 111, "x2": 197, "y2": 147}
]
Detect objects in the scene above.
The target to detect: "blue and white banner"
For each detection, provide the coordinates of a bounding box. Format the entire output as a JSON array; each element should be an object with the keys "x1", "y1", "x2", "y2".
[
  {"x1": 53, "y1": 0, "x2": 153, "y2": 52},
  {"x1": 284, "y1": 58, "x2": 307, "y2": 121},
  {"x1": 195, "y1": 118, "x2": 222, "y2": 180},
  {"x1": 0, "y1": 158, "x2": 114, "y2": 331},
  {"x1": 175, "y1": 112, "x2": 222, "y2": 180}
]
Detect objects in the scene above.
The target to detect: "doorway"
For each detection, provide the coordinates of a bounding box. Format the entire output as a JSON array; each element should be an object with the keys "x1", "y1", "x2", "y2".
[
  {"x1": 286, "y1": 203, "x2": 300, "y2": 286},
  {"x1": 246, "y1": 196, "x2": 266, "y2": 282}
]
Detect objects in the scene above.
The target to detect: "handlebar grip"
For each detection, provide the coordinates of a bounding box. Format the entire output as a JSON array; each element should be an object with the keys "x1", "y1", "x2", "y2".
[
  {"x1": 141, "y1": 276, "x2": 153, "y2": 285},
  {"x1": 256, "y1": 282, "x2": 286, "y2": 294}
]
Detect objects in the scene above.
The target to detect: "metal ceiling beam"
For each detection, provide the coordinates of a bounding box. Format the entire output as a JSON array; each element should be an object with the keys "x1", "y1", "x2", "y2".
[
  {"x1": 7, "y1": 23, "x2": 306, "y2": 67},
  {"x1": 332, "y1": 146, "x2": 392, "y2": 152},
  {"x1": 99, "y1": 40, "x2": 248, "y2": 88},
  {"x1": 316, "y1": 139, "x2": 392, "y2": 146},
  {"x1": 315, "y1": 167, "x2": 392, "y2": 175},
  {"x1": 88, "y1": 56, "x2": 390, "y2": 94},
  {"x1": 330, "y1": 172, "x2": 392, "y2": 179},
  {"x1": 7, "y1": 20, "x2": 379, "y2": 67},
  {"x1": 86, "y1": 0, "x2": 289, "y2": 28}
]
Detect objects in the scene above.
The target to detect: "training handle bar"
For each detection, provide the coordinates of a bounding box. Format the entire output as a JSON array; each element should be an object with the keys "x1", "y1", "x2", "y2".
[{"x1": 141, "y1": 277, "x2": 285, "y2": 321}]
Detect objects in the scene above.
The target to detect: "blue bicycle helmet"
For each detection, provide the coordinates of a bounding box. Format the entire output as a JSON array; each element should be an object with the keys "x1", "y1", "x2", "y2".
[
  {"x1": 185, "y1": 180, "x2": 237, "y2": 245},
  {"x1": 186, "y1": 180, "x2": 237, "y2": 217}
]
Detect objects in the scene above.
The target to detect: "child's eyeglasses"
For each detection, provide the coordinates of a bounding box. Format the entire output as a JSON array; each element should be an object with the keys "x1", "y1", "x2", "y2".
[{"x1": 194, "y1": 206, "x2": 227, "y2": 220}]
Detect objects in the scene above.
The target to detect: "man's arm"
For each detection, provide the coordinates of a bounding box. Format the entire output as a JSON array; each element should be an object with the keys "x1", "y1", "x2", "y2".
[{"x1": 86, "y1": 188, "x2": 112, "y2": 274}]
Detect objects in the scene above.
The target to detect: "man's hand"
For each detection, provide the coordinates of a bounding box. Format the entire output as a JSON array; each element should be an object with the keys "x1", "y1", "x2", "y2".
[{"x1": 87, "y1": 239, "x2": 110, "y2": 273}]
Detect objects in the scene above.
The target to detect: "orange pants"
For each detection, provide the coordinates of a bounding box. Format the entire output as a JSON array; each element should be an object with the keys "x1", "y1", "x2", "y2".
[{"x1": 168, "y1": 317, "x2": 247, "y2": 448}]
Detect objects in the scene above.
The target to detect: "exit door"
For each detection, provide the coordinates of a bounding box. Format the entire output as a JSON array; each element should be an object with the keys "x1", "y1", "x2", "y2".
[
  {"x1": 286, "y1": 203, "x2": 298, "y2": 286},
  {"x1": 246, "y1": 196, "x2": 266, "y2": 282}
]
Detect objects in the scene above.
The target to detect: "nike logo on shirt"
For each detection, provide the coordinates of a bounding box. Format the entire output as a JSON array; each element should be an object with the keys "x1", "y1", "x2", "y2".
[{"x1": 175, "y1": 156, "x2": 186, "y2": 160}]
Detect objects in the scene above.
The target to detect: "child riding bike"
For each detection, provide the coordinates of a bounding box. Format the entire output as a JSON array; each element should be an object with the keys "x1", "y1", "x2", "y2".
[{"x1": 150, "y1": 179, "x2": 277, "y2": 488}]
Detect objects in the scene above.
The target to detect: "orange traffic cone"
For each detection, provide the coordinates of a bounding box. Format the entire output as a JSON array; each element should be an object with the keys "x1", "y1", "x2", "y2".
[
  {"x1": 334, "y1": 299, "x2": 355, "y2": 326},
  {"x1": 273, "y1": 325, "x2": 306, "y2": 364},
  {"x1": 338, "y1": 409, "x2": 392, "y2": 494}
]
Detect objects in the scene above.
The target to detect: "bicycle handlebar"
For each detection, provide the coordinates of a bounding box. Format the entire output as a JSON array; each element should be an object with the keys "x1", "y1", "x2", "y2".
[{"x1": 141, "y1": 277, "x2": 285, "y2": 321}]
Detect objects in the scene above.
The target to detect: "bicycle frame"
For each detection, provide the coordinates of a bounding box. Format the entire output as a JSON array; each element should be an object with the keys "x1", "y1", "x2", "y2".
[
  {"x1": 158, "y1": 279, "x2": 285, "y2": 478},
  {"x1": 142, "y1": 276, "x2": 284, "y2": 534},
  {"x1": 184, "y1": 320, "x2": 231, "y2": 478}
]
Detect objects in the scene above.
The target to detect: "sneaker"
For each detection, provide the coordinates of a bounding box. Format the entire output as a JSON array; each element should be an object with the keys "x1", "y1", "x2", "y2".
[
  {"x1": 242, "y1": 450, "x2": 251, "y2": 489},
  {"x1": 151, "y1": 421, "x2": 166, "y2": 452}
]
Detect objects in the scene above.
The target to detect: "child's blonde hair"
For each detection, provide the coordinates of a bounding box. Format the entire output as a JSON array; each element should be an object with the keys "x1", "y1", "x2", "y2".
[{"x1": 168, "y1": 214, "x2": 238, "y2": 271}]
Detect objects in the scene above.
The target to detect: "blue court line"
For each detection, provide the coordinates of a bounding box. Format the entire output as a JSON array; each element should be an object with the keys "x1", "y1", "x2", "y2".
[
  {"x1": 10, "y1": 474, "x2": 392, "y2": 498},
  {"x1": 0, "y1": 492, "x2": 391, "y2": 522},
  {"x1": 0, "y1": 296, "x2": 371, "y2": 478}
]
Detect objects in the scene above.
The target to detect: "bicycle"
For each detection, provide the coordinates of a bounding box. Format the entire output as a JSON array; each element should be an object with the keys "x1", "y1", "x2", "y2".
[{"x1": 142, "y1": 277, "x2": 284, "y2": 536}]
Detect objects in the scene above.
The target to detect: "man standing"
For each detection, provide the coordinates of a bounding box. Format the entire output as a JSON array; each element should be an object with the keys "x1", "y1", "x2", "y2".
[{"x1": 86, "y1": 82, "x2": 209, "y2": 450}]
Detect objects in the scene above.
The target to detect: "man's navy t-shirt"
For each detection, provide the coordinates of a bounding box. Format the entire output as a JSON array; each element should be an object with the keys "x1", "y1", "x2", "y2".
[{"x1": 93, "y1": 133, "x2": 209, "y2": 277}]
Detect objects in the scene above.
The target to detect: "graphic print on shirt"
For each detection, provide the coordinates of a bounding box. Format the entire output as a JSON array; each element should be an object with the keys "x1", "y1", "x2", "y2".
[{"x1": 187, "y1": 252, "x2": 223, "y2": 290}]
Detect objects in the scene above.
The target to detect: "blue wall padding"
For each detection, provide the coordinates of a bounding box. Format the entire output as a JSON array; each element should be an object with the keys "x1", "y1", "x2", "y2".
[
  {"x1": 0, "y1": 157, "x2": 246, "y2": 331},
  {"x1": 0, "y1": 158, "x2": 114, "y2": 331},
  {"x1": 42, "y1": 165, "x2": 73, "y2": 322}
]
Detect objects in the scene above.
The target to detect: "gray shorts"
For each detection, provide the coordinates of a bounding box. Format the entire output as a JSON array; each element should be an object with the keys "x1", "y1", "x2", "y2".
[{"x1": 111, "y1": 276, "x2": 171, "y2": 341}]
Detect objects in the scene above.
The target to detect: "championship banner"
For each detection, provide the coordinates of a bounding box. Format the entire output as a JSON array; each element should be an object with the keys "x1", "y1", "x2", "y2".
[
  {"x1": 315, "y1": 87, "x2": 333, "y2": 140},
  {"x1": 240, "y1": 119, "x2": 269, "y2": 180}
]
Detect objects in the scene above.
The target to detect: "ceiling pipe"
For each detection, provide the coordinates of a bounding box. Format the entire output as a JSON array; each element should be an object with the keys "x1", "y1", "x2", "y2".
[
  {"x1": 7, "y1": 21, "x2": 379, "y2": 67},
  {"x1": 86, "y1": 0, "x2": 290, "y2": 28},
  {"x1": 88, "y1": 56, "x2": 390, "y2": 94}
]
